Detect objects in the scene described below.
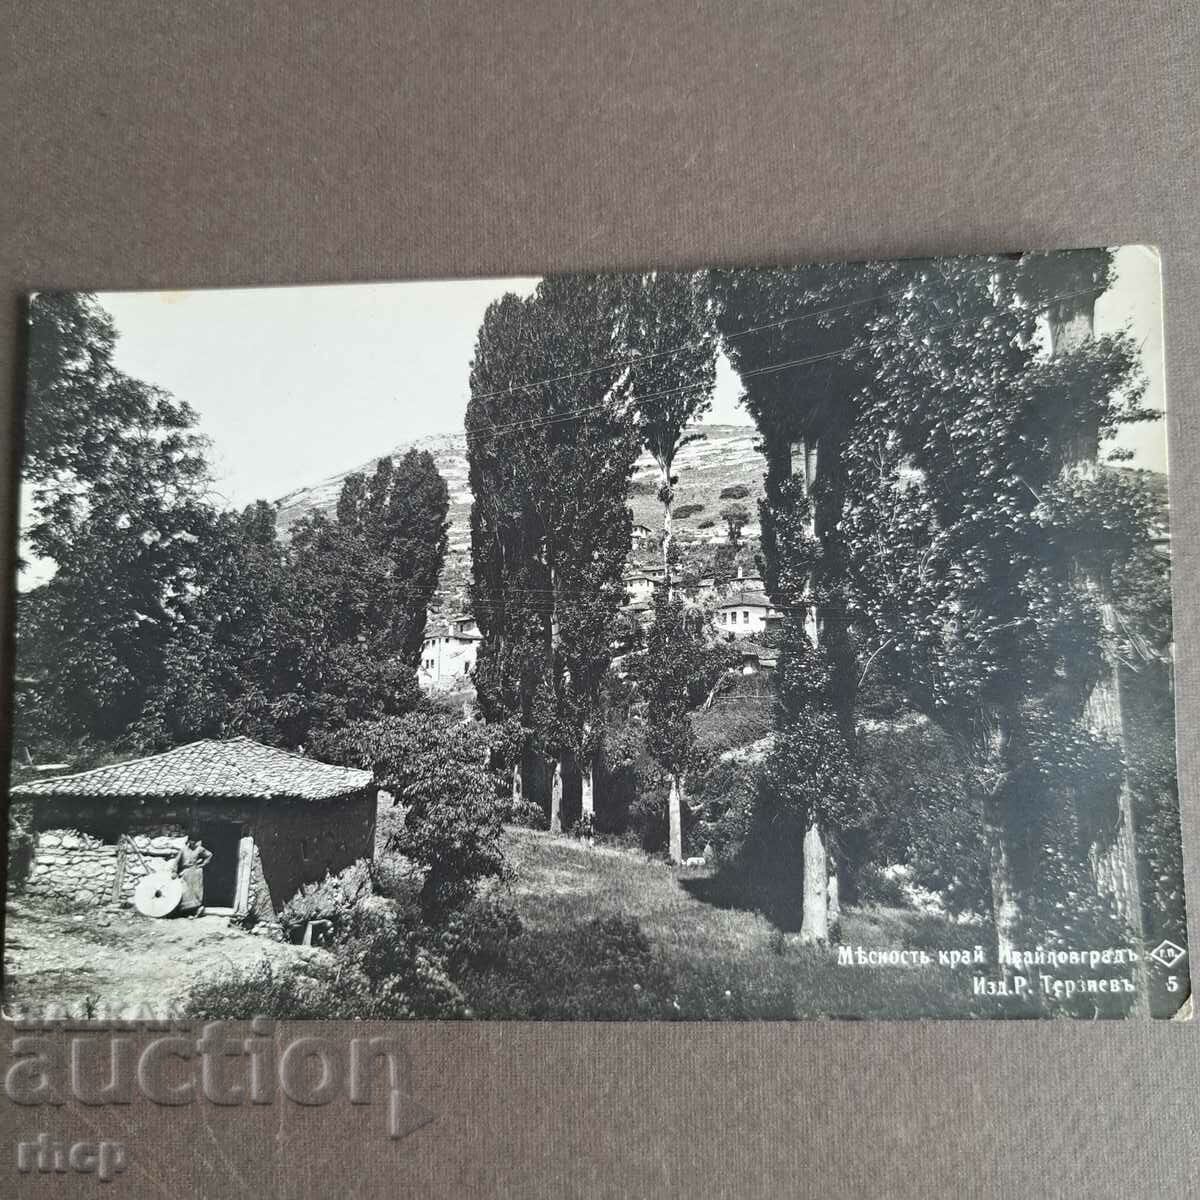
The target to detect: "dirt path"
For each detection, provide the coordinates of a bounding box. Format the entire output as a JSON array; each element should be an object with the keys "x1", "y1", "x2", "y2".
[{"x1": 3, "y1": 899, "x2": 318, "y2": 1021}]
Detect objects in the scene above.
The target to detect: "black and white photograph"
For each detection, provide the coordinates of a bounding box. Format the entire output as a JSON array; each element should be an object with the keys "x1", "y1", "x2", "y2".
[{"x1": 4, "y1": 247, "x2": 1186, "y2": 1021}]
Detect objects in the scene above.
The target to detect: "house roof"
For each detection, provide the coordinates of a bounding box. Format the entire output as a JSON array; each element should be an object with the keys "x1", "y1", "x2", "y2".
[
  {"x1": 719, "y1": 590, "x2": 772, "y2": 609},
  {"x1": 735, "y1": 641, "x2": 778, "y2": 666},
  {"x1": 9, "y1": 737, "x2": 373, "y2": 802}
]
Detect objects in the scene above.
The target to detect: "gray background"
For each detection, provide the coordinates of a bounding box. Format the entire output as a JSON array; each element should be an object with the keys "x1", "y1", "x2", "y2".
[{"x1": 1, "y1": 2, "x2": 1197, "y2": 1196}]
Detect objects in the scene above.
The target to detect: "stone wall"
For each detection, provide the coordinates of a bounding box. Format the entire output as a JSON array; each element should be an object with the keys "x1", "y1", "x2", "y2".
[
  {"x1": 19, "y1": 791, "x2": 376, "y2": 916},
  {"x1": 24, "y1": 827, "x2": 186, "y2": 908}
]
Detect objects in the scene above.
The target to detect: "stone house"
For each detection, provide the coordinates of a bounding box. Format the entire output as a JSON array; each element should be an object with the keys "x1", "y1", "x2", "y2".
[{"x1": 9, "y1": 737, "x2": 376, "y2": 920}]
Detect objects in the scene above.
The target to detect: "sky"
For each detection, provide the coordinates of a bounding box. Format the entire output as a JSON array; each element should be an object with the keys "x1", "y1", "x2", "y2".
[{"x1": 93, "y1": 245, "x2": 1167, "y2": 510}]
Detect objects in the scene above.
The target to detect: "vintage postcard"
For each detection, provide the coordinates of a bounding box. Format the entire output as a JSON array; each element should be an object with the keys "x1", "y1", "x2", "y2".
[{"x1": 4, "y1": 247, "x2": 1188, "y2": 1020}]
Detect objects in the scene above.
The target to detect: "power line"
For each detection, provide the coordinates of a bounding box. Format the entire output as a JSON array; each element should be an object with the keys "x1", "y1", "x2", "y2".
[
  {"x1": 466, "y1": 279, "x2": 911, "y2": 404},
  {"x1": 465, "y1": 257, "x2": 1019, "y2": 406},
  {"x1": 464, "y1": 283, "x2": 1100, "y2": 441}
]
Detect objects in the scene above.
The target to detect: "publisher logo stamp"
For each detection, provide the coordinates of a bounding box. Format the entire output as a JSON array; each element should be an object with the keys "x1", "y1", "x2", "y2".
[{"x1": 1149, "y1": 940, "x2": 1187, "y2": 970}]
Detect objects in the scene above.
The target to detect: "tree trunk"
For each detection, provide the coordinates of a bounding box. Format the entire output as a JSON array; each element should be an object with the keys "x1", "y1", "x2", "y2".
[
  {"x1": 986, "y1": 818, "x2": 1020, "y2": 967},
  {"x1": 826, "y1": 861, "x2": 841, "y2": 929},
  {"x1": 798, "y1": 818, "x2": 830, "y2": 945},
  {"x1": 790, "y1": 434, "x2": 832, "y2": 938},
  {"x1": 581, "y1": 766, "x2": 594, "y2": 819},
  {"x1": 1046, "y1": 292, "x2": 1097, "y2": 359},
  {"x1": 549, "y1": 759, "x2": 563, "y2": 834},
  {"x1": 1046, "y1": 287, "x2": 1145, "y2": 965},
  {"x1": 1085, "y1": 610, "x2": 1144, "y2": 937},
  {"x1": 668, "y1": 773, "x2": 683, "y2": 864},
  {"x1": 658, "y1": 458, "x2": 674, "y2": 585},
  {"x1": 983, "y1": 713, "x2": 1020, "y2": 964},
  {"x1": 1086, "y1": 606, "x2": 1149, "y2": 1014},
  {"x1": 511, "y1": 761, "x2": 523, "y2": 808}
]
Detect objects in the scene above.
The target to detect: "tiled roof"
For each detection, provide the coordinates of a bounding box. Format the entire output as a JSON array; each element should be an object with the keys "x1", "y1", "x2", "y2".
[
  {"x1": 10, "y1": 737, "x2": 373, "y2": 802},
  {"x1": 736, "y1": 640, "x2": 774, "y2": 658},
  {"x1": 719, "y1": 590, "x2": 772, "y2": 609}
]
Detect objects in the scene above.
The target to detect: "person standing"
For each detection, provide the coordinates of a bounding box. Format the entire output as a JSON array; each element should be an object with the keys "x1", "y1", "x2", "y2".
[{"x1": 173, "y1": 834, "x2": 213, "y2": 917}]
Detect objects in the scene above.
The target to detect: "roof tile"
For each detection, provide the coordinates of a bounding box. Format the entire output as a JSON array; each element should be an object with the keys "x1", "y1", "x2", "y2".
[{"x1": 10, "y1": 737, "x2": 372, "y2": 802}]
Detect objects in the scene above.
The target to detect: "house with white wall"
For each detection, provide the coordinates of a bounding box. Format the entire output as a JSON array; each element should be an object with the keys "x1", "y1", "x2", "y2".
[
  {"x1": 418, "y1": 614, "x2": 482, "y2": 692},
  {"x1": 716, "y1": 590, "x2": 778, "y2": 638}
]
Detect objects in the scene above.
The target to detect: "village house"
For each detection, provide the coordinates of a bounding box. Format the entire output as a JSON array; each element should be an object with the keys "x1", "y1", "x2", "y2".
[
  {"x1": 716, "y1": 589, "x2": 778, "y2": 637},
  {"x1": 736, "y1": 641, "x2": 777, "y2": 674},
  {"x1": 623, "y1": 568, "x2": 665, "y2": 607},
  {"x1": 630, "y1": 522, "x2": 657, "y2": 549},
  {"x1": 419, "y1": 613, "x2": 482, "y2": 692},
  {"x1": 9, "y1": 737, "x2": 376, "y2": 921}
]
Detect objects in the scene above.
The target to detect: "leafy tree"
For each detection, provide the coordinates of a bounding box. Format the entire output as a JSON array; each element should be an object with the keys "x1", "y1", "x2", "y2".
[
  {"x1": 467, "y1": 274, "x2": 640, "y2": 826},
  {"x1": 719, "y1": 503, "x2": 750, "y2": 548},
  {"x1": 1016, "y1": 249, "x2": 1160, "y2": 949},
  {"x1": 15, "y1": 293, "x2": 212, "y2": 750},
  {"x1": 633, "y1": 589, "x2": 734, "y2": 861},
  {"x1": 333, "y1": 450, "x2": 450, "y2": 666},
  {"x1": 709, "y1": 260, "x2": 899, "y2": 941},
  {"x1": 627, "y1": 271, "x2": 718, "y2": 580},
  {"x1": 267, "y1": 452, "x2": 448, "y2": 754},
  {"x1": 130, "y1": 501, "x2": 290, "y2": 748},
  {"x1": 343, "y1": 712, "x2": 506, "y2": 912},
  {"x1": 840, "y1": 253, "x2": 1151, "y2": 958}
]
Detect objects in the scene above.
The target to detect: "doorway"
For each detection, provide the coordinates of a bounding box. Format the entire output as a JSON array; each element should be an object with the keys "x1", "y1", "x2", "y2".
[{"x1": 197, "y1": 821, "x2": 242, "y2": 909}]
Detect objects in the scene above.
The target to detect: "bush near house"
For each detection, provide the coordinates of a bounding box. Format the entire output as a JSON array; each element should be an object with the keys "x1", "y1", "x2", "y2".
[
  {"x1": 277, "y1": 859, "x2": 373, "y2": 943},
  {"x1": 187, "y1": 905, "x2": 468, "y2": 1020}
]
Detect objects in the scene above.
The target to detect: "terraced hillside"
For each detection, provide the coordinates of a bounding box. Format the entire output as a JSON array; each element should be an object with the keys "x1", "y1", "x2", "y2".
[{"x1": 274, "y1": 424, "x2": 770, "y2": 601}]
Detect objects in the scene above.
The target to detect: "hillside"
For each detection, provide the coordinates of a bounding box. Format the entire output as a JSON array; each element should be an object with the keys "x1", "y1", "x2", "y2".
[{"x1": 274, "y1": 424, "x2": 769, "y2": 601}]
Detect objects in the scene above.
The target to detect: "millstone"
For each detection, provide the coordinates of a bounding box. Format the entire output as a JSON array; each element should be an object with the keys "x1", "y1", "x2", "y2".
[{"x1": 133, "y1": 873, "x2": 182, "y2": 918}]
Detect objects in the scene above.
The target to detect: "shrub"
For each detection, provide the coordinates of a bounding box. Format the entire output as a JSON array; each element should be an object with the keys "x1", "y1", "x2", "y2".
[
  {"x1": 186, "y1": 907, "x2": 468, "y2": 1020},
  {"x1": 278, "y1": 859, "x2": 373, "y2": 943},
  {"x1": 368, "y1": 855, "x2": 422, "y2": 905},
  {"x1": 697, "y1": 518, "x2": 716, "y2": 529},
  {"x1": 690, "y1": 758, "x2": 759, "y2": 863},
  {"x1": 570, "y1": 812, "x2": 595, "y2": 840},
  {"x1": 342, "y1": 713, "x2": 507, "y2": 911},
  {"x1": 339, "y1": 906, "x2": 468, "y2": 1019},
  {"x1": 430, "y1": 895, "x2": 525, "y2": 977},
  {"x1": 461, "y1": 915, "x2": 676, "y2": 1020},
  {"x1": 853, "y1": 714, "x2": 990, "y2": 915},
  {"x1": 718, "y1": 484, "x2": 750, "y2": 500},
  {"x1": 509, "y1": 798, "x2": 548, "y2": 830},
  {"x1": 374, "y1": 800, "x2": 405, "y2": 856},
  {"x1": 628, "y1": 787, "x2": 669, "y2": 853},
  {"x1": 855, "y1": 863, "x2": 910, "y2": 908},
  {"x1": 673, "y1": 503, "x2": 705, "y2": 520},
  {"x1": 691, "y1": 701, "x2": 773, "y2": 765}
]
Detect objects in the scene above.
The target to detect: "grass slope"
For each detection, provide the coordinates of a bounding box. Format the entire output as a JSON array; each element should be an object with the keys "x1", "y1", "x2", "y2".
[{"x1": 497, "y1": 827, "x2": 987, "y2": 1020}]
